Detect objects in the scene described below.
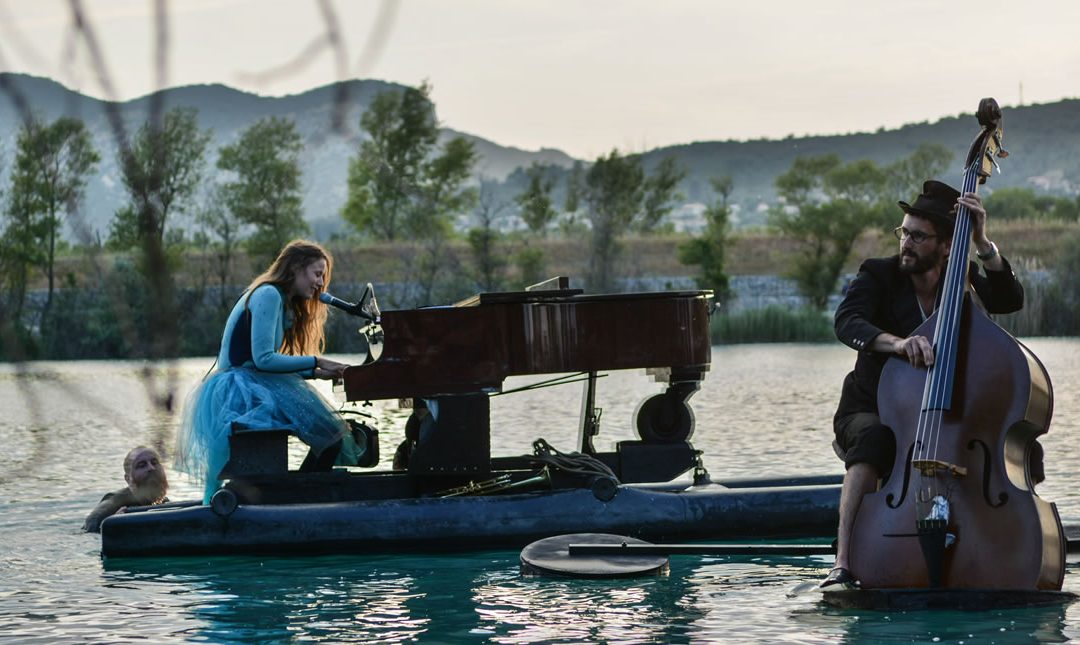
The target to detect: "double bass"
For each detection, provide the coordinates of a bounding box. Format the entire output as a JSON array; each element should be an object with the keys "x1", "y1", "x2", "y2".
[{"x1": 848, "y1": 98, "x2": 1065, "y2": 590}]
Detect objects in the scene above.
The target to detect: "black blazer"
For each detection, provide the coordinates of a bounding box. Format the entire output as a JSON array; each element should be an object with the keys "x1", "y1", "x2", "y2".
[{"x1": 833, "y1": 254, "x2": 1024, "y2": 423}]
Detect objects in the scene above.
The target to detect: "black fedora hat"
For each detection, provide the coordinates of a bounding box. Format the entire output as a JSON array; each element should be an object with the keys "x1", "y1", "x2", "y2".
[{"x1": 898, "y1": 180, "x2": 960, "y2": 226}]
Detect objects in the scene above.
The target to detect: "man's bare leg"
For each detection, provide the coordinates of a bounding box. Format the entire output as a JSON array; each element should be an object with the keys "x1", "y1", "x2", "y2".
[{"x1": 833, "y1": 462, "x2": 878, "y2": 574}]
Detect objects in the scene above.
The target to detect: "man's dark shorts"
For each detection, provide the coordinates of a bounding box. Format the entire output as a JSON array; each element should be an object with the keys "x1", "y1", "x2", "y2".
[
  {"x1": 834, "y1": 411, "x2": 1046, "y2": 485},
  {"x1": 834, "y1": 412, "x2": 895, "y2": 479}
]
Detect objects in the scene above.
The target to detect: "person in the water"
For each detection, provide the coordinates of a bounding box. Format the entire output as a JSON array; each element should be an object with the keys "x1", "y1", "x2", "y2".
[{"x1": 83, "y1": 446, "x2": 169, "y2": 533}]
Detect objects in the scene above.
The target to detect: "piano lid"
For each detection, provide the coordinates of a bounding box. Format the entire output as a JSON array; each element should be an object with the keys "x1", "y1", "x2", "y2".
[{"x1": 342, "y1": 287, "x2": 712, "y2": 401}]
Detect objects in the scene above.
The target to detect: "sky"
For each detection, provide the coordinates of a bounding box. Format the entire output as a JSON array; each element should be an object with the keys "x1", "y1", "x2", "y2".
[{"x1": 1, "y1": 0, "x2": 1078, "y2": 159}]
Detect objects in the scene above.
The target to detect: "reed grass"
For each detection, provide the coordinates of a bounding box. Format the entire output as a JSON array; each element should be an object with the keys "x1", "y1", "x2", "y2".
[
  {"x1": 993, "y1": 256, "x2": 1049, "y2": 337},
  {"x1": 712, "y1": 305, "x2": 834, "y2": 344},
  {"x1": 996, "y1": 240, "x2": 1080, "y2": 338}
]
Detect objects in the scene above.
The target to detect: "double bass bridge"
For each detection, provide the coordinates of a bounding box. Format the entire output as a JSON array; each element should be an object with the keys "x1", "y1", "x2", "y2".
[{"x1": 912, "y1": 459, "x2": 968, "y2": 478}]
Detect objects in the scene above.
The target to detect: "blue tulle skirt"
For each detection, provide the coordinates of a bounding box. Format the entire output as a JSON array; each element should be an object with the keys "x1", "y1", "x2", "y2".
[{"x1": 175, "y1": 367, "x2": 348, "y2": 503}]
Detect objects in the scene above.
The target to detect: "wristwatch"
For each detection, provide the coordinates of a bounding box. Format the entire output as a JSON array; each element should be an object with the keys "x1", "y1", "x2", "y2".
[{"x1": 976, "y1": 241, "x2": 999, "y2": 262}]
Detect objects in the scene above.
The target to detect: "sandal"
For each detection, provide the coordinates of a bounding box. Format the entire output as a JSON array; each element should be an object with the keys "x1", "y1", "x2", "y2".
[{"x1": 819, "y1": 567, "x2": 860, "y2": 589}]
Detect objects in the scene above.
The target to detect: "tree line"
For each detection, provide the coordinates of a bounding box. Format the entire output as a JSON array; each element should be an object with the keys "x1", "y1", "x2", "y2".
[
  {"x1": 2, "y1": 82, "x2": 1079, "y2": 361},
  {"x1": 0, "y1": 83, "x2": 696, "y2": 360},
  {"x1": 766, "y1": 146, "x2": 1080, "y2": 320}
]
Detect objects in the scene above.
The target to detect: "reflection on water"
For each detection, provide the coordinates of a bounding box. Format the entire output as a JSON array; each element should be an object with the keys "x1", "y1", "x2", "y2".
[
  {"x1": 83, "y1": 554, "x2": 1080, "y2": 643},
  {"x1": 473, "y1": 569, "x2": 704, "y2": 643},
  {"x1": 3, "y1": 340, "x2": 1080, "y2": 642},
  {"x1": 102, "y1": 556, "x2": 434, "y2": 643}
]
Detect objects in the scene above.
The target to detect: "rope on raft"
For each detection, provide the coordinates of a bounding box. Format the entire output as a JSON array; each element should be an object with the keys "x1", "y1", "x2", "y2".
[{"x1": 530, "y1": 438, "x2": 620, "y2": 485}]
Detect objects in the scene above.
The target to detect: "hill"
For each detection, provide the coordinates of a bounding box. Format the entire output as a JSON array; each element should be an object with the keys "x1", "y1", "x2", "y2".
[
  {"x1": 641, "y1": 99, "x2": 1080, "y2": 225},
  {"x1": 2, "y1": 72, "x2": 1078, "y2": 237},
  {"x1": 0, "y1": 73, "x2": 576, "y2": 239}
]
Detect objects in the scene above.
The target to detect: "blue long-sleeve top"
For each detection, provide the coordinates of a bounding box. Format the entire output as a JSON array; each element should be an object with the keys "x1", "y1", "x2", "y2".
[{"x1": 216, "y1": 284, "x2": 317, "y2": 376}]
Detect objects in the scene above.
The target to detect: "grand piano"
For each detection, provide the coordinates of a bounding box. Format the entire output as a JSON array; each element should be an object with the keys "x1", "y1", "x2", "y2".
[{"x1": 341, "y1": 277, "x2": 713, "y2": 490}]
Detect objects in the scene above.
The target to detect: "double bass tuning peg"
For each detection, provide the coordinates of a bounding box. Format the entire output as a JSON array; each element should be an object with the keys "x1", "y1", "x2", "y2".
[
  {"x1": 985, "y1": 132, "x2": 1008, "y2": 174},
  {"x1": 993, "y1": 132, "x2": 1009, "y2": 159}
]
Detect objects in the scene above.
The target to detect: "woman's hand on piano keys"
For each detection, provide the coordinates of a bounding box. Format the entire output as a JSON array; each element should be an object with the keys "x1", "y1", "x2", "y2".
[{"x1": 314, "y1": 357, "x2": 349, "y2": 379}]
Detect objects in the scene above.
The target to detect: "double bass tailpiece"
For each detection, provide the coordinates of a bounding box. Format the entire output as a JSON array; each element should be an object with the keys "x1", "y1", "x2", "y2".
[{"x1": 911, "y1": 459, "x2": 968, "y2": 478}]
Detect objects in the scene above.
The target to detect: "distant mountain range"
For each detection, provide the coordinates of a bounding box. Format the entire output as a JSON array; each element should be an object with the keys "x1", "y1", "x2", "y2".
[
  {"x1": 645, "y1": 98, "x2": 1080, "y2": 225},
  {"x1": 0, "y1": 73, "x2": 575, "y2": 239},
  {"x1": 1, "y1": 72, "x2": 1078, "y2": 238}
]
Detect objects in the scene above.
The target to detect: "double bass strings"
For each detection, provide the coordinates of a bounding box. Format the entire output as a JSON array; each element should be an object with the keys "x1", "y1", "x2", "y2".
[{"x1": 912, "y1": 159, "x2": 981, "y2": 514}]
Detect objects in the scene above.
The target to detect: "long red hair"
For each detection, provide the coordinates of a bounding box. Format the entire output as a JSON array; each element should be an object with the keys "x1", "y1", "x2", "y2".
[{"x1": 245, "y1": 239, "x2": 332, "y2": 355}]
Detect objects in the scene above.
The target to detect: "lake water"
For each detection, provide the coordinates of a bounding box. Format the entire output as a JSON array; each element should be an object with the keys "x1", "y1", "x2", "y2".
[{"x1": 3, "y1": 339, "x2": 1080, "y2": 643}]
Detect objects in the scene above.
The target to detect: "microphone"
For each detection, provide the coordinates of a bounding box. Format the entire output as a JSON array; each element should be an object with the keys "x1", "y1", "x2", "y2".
[
  {"x1": 320, "y1": 291, "x2": 372, "y2": 321},
  {"x1": 320, "y1": 286, "x2": 380, "y2": 322}
]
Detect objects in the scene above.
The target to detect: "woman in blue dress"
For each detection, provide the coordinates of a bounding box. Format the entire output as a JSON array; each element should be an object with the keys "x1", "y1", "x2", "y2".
[{"x1": 176, "y1": 239, "x2": 351, "y2": 502}]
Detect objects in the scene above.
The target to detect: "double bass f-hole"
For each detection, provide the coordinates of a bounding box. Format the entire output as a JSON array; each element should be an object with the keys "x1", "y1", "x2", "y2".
[
  {"x1": 887, "y1": 442, "x2": 916, "y2": 508},
  {"x1": 968, "y1": 438, "x2": 1009, "y2": 508}
]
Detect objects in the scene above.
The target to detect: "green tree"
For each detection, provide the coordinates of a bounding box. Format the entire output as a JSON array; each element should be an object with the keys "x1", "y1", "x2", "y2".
[
  {"x1": 513, "y1": 247, "x2": 546, "y2": 290},
  {"x1": 1045, "y1": 194, "x2": 1079, "y2": 221},
  {"x1": 467, "y1": 179, "x2": 510, "y2": 292},
  {"x1": 559, "y1": 160, "x2": 587, "y2": 235},
  {"x1": 414, "y1": 136, "x2": 477, "y2": 238},
  {"x1": 217, "y1": 116, "x2": 307, "y2": 263},
  {"x1": 0, "y1": 150, "x2": 31, "y2": 359},
  {"x1": 885, "y1": 143, "x2": 953, "y2": 203},
  {"x1": 637, "y1": 156, "x2": 685, "y2": 233},
  {"x1": 984, "y1": 187, "x2": 1080, "y2": 222},
  {"x1": 770, "y1": 155, "x2": 889, "y2": 309},
  {"x1": 196, "y1": 184, "x2": 247, "y2": 311},
  {"x1": 343, "y1": 84, "x2": 434, "y2": 241},
  {"x1": 583, "y1": 150, "x2": 684, "y2": 292},
  {"x1": 516, "y1": 163, "x2": 557, "y2": 236},
  {"x1": 679, "y1": 176, "x2": 734, "y2": 305},
  {"x1": 343, "y1": 83, "x2": 477, "y2": 305},
  {"x1": 984, "y1": 187, "x2": 1041, "y2": 220},
  {"x1": 6, "y1": 117, "x2": 99, "y2": 322},
  {"x1": 564, "y1": 160, "x2": 583, "y2": 214},
  {"x1": 510, "y1": 163, "x2": 558, "y2": 289},
  {"x1": 343, "y1": 83, "x2": 476, "y2": 242},
  {"x1": 881, "y1": 143, "x2": 954, "y2": 233},
  {"x1": 109, "y1": 107, "x2": 211, "y2": 249},
  {"x1": 1, "y1": 182, "x2": 41, "y2": 326},
  {"x1": 1046, "y1": 232, "x2": 1080, "y2": 334},
  {"x1": 409, "y1": 133, "x2": 477, "y2": 305}
]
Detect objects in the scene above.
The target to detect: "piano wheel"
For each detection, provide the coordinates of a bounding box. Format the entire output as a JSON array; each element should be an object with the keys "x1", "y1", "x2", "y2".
[{"x1": 635, "y1": 393, "x2": 694, "y2": 443}]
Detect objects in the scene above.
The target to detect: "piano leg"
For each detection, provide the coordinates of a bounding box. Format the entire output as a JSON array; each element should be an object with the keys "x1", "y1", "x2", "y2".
[{"x1": 577, "y1": 371, "x2": 600, "y2": 454}]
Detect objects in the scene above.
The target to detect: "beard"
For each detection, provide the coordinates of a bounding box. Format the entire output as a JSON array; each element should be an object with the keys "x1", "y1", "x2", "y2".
[
  {"x1": 130, "y1": 469, "x2": 169, "y2": 505},
  {"x1": 899, "y1": 248, "x2": 943, "y2": 275}
]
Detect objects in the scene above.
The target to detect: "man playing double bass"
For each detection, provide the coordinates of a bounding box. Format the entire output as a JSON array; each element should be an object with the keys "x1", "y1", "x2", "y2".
[{"x1": 822, "y1": 179, "x2": 1028, "y2": 588}]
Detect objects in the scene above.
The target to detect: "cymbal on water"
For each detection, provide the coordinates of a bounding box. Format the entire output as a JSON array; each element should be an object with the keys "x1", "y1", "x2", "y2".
[{"x1": 520, "y1": 533, "x2": 670, "y2": 578}]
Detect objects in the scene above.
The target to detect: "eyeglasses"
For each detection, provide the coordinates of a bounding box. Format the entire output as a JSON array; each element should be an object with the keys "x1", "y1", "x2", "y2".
[{"x1": 893, "y1": 226, "x2": 937, "y2": 245}]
